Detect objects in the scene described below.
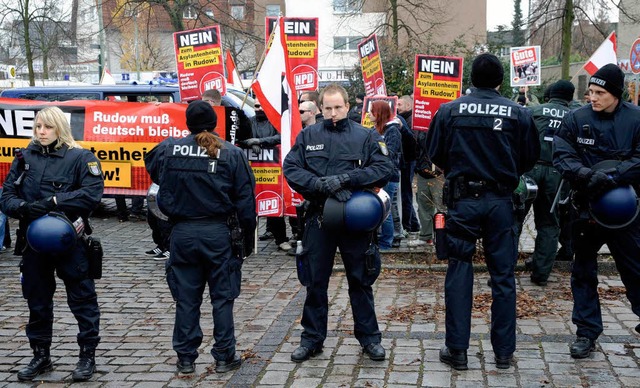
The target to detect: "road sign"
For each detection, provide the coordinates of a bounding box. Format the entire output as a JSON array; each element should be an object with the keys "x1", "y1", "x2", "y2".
[{"x1": 630, "y1": 37, "x2": 640, "y2": 74}]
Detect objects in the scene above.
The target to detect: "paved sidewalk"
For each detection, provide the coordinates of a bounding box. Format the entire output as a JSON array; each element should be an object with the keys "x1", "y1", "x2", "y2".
[{"x1": 0, "y1": 201, "x2": 637, "y2": 387}]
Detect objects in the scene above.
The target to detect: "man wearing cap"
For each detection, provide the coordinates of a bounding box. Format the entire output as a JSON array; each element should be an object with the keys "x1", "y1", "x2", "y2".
[
  {"x1": 521, "y1": 80, "x2": 575, "y2": 286},
  {"x1": 553, "y1": 63, "x2": 640, "y2": 359},
  {"x1": 426, "y1": 53, "x2": 539, "y2": 370},
  {"x1": 145, "y1": 100, "x2": 257, "y2": 375}
]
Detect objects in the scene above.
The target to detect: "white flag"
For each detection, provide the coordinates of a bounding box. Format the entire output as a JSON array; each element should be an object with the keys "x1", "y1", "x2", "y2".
[{"x1": 583, "y1": 32, "x2": 617, "y2": 76}]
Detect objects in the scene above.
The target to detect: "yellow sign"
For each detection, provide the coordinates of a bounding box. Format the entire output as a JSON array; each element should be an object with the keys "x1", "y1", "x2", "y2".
[{"x1": 101, "y1": 162, "x2": 132, "y2": 188}]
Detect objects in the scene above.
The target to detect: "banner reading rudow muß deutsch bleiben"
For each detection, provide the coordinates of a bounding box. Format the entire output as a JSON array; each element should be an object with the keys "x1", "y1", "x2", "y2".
[
  {"x1": 412, "y1": 55, "x2": 463, "y2": 131},
  {"x1": 174, "y1": 26, "x2": 226, "y2": 101},
  {"x1": 0, "y1": 98, "x2": 254, "y2": 196},
  {"x1": 266, "y1": 17, "x2": 319, "y2": 92},
  {"x1": 358, "y1": 34, "x2": 386, "y2": 97}
]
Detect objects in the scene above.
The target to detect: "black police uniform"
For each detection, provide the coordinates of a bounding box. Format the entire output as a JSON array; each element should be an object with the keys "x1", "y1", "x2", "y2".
[
  {"x1": 426, "y1": 88, "x2": 539, "y2": 359},
  {"x1": 553, "y1": 101, "x2": 640, "y2": 342},
  {"x1": 283, "y1": 117, "x2": 393, "y2": 351},
  {"x1": 0, "y1": 143, "x2": 104, "y2": 351},
  {"x1": 525, "y1": 97, "x2": 571, "y2": 283},
  {"x1": 145, "y1": 132, "x2": 256, "y2": 365}
]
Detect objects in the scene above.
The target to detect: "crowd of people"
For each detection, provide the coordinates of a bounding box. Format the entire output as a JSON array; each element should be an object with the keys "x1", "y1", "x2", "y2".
[{"x1": 2, "y1": 51, "x2": 640, "y2": 382}]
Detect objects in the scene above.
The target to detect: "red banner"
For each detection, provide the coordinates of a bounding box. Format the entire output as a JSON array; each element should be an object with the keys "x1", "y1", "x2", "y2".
[
  {"x1": 266, "y1": 17, "x2": 319, "y2": 92},
  {"x1": 0, "y1": 98, "x2": 249, "y2": 196},
  {"x1": 174, "y1": 26, "x2": 226, "y2": 101},
  {"x1": 358, "y1": 34, "x2": 386, "y2": 96},
  {"x1": 412, "y1": 55, "x2": 463, "y2": 131}
]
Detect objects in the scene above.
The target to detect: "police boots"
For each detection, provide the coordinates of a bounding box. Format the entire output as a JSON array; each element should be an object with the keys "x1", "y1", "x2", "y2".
[
  {"x1": 17, "y1": 346, "x2": 53, "y2": 381},
  {"x1": 72, "y1": 346, "x2": 96, "y2": 381}
]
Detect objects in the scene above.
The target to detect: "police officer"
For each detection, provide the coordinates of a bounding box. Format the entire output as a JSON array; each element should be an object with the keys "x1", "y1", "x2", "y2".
[
  {"x1": 553, "y1": 64, "x2": 640, "y2": 359},
  {"x1": 426, "y1": 53, "x2": 539, "y2": 370},
  {"x1": 283, "y1": 83, "x2": 393, "y2": 362},
  {"x1": 523, "y1": 80, "x2": 575, "y2": 286},
  {"x1": 0, "y1": 106, "x2": 104, "y2": 382},
  {"x1": 144, "y1": 100, "x2": 256, "y2": 375}
]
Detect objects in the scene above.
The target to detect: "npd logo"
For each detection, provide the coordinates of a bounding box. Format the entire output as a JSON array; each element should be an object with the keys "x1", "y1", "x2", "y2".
[
  {"x1": 293, "y1": 64, "x2": 317, "y2": 90},
  {"x1": 256, "y1": 191, "x2": 282, "y2": 216}
]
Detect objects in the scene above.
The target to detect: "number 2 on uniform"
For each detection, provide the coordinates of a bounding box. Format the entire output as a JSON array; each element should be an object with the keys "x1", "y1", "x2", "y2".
[{"x1": 493, "y1": 118, "x2": 503, "y2": 131}]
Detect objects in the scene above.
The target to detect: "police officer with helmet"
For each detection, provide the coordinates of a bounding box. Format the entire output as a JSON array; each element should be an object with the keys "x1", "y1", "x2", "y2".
[
  {"x1": 0, "y1": 106, "x2": 104, "y2": 382},
  {"x1": 522, "y1": 80, "x2": 575, "y2": 286},
  {"x1": 283, "y1": 83, "x2": 393, "y2": 363},
  {"x1": 426, "y1": 53, "x2": 539, "y2": 370},
  {"x1": 144, "y1": 100, "x2": 256, "y2": 375},
  {"x1": 553, "y1": 63, "x2": 640, "y2": 359}
]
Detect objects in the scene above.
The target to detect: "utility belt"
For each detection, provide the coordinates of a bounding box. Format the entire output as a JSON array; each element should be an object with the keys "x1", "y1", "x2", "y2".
[
  {"x1": 444, "y1": 176, "x2": 510, "y2": 202},
  {"x1": 171, "y1": 214, "x2": 229, "y2": 224},
  {"x1": 536, "y1": 160, "x2": 554, "y2": 167}
]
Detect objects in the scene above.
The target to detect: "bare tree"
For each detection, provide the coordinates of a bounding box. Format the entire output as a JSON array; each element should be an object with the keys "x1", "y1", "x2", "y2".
[
  {"x1": 109, "y1": 0, "x2": 269, "y2": 75},
  {"x1": 0, "y1": 0, "x2": 79, "y2": 84},
  {"x1": 528, "y1": 0, "x2": 640, "y2": 78}
]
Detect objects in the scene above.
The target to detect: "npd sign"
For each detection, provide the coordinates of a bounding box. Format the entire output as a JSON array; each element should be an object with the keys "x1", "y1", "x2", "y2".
[
  {"x1": 293, "y1": 64, "x2": 317, "y2": 90},
  {"x1": 256, "y1": 190, "x2": 282, "y2": 216}
]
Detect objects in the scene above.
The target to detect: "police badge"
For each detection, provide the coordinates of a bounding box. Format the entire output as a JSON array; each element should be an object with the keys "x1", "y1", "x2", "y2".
[
  {"x1": 87, "y1": 161, "x2": 102, "y2": 176},
  {"x1": 378, "y1": 141, "x2": 389, "y2": 156}
]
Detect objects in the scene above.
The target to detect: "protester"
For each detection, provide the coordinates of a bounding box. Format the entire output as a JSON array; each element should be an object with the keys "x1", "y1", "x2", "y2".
[
  {"x1": 368, "y1": 100, "x2": 402, "y2": 250},
  {"x1": 396, "y1": 95, "x2": 422, "y2": 244},
  {"x1": 0, "y1": 106, "x2": 104, "y2": 382},
  {"x1": 283, "y1": 83, "x2": 393, "y2": 363},
  {"x1": 427, "y1": 53, "x2": 539, "y2": 370},
  {"x1": 299, "y1": 91, "x2": 323, "y2": 122},
  {"x1": 299, "y1": 100, "x2": 318, "y2": 128},
  {"x1": 348, "y1": 93, "x2": 365, "y2": 124},
  {"x1": 145, "y1": 100, "x2": 256, "y2": 375},
  {"x1": 242, "y1": 97, "x2": 291, "y2": 251},
  {"x1": 553, "y1": 64, "x2": 640, "y2": 359},
  {"x1": 522, "y1": 80, "x2": 574, "y2": 286}
]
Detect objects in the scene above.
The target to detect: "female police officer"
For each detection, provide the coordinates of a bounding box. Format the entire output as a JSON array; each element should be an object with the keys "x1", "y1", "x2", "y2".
[
  {"x1": 145, "y1": 100, "x2": 256, "y2": 375},
  {"x1": 0, "y1": 106, "x2": 104, "y2": 382}
]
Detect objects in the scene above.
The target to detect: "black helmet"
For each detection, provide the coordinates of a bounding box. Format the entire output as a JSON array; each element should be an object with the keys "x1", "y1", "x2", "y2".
[
  {"x1": 588, "y1": 160, "x2": 640, "y2": 229},
  {"x1": 323, "y1": 189, "x2": 391, "y2": 232}
]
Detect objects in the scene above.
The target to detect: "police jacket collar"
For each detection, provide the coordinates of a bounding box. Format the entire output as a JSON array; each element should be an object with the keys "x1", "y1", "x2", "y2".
[
  {"x1": 472, "y1": 87, "x2": 502, "y2": 97},
  {"x1": 28, "y1": 142, "x2": 68, "y2": 157},
  {"x1": 323, "y1": 117, "x2": 351, "y2": 132},
  {"x1": 548, "y1": 97, "x2": 570, "y2": 106},
  {"x1": 594, "y1": 99, "x2": 621, "y2": 119}
]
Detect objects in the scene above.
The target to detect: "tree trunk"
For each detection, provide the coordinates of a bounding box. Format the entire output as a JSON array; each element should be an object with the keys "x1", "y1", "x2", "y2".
[
  {"x1": 561, "y1": 0, "x2": 574, "y2": 79},
  {"x1": 390, "y1": 0, "x2": 399, "y2": 47}
]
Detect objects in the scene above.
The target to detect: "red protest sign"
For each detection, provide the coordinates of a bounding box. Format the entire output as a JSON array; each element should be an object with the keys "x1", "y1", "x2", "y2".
[
  {"x1": 173, "y1": 26, "x2": 226, "y2": 101},
  {"x1": 266, "y1": 17, "x2": 320, "y2": 91},
  {"x1": 358, "y1": 34, "x2": 386, "y2": 96},
  {"x1": 412, "y1": 55, "x2": 463, "y2": 131}
]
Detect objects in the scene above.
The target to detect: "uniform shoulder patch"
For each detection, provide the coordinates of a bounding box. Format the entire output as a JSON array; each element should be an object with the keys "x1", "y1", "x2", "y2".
[
  {"x1": 87, "y1": 161, "x2": 102, "y2": 176},
  {"x1": 378, "y1": 141, "x2": 389, "y2": 156}
]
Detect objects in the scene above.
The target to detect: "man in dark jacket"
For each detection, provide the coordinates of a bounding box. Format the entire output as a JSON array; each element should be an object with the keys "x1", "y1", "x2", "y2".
[
  {"x1": 522, "y1": 80, "x2": 575, "y2": 286},
  {"x1": 427, "y1": 53, "x2": 539, "y2": 371},
  {"x1": 553, "y1": 64, "x2": 640, "y2": 359},
  {"x1": 283, "y1": 83, "x2": 393, "y2": 363}
]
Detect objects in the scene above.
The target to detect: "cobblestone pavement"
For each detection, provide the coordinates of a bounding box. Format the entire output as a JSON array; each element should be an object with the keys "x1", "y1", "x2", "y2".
[{"x1": 0, "y1": 201, "x2": 637, "y2": 387}]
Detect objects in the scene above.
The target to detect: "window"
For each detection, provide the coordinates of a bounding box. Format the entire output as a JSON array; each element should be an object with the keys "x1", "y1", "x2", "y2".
[
  {"x1": 205, "y1": 9, "x2": 214, "y2": 18},
  {"x1": 183, "y1": 5, "x2": 197, "y2": 19},
  {"x1": 231, "y1": 5, "x2": 244, "y2": 20},
  {"x1": 333, "y1": 0, "x2": 362, "y2": 13},
  {"x1": 334, "y1": 36, "x2": 362, "y2": 51},
  {"x1": 266, "y1": 5, "x2": 280, "y2": 17}
]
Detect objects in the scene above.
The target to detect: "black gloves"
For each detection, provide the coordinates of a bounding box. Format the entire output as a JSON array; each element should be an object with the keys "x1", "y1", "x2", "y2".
[
  {"x1": 18, "y1": 197, "x2": 57, "y2": 220},
  {"x1": 314, "y1": 174, "x2": 352, "y2": 202},
  {"x1": 243, "y1": 138, "x2": 262, "y2": 154},
  {"x1": 587, "y1": 171, "x2": 617, "y2": 198}
]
